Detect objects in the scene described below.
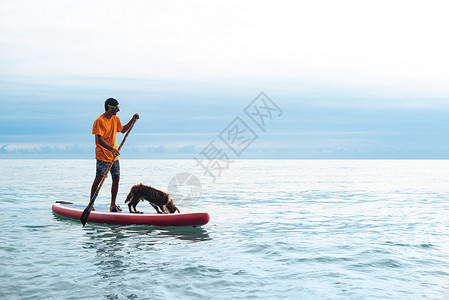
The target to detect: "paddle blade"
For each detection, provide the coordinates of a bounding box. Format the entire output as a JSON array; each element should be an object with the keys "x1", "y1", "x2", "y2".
[
  {"x1": 80, "y1": 192, "x2": 97, "y2": 226},
  {"x1": 80, "y1": 204, "x2": 93, "y2": 226}
]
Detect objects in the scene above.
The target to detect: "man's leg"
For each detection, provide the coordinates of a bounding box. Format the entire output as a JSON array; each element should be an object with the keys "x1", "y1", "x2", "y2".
[
  {"x1": 91, "y1": 177, "x2": 102, "y2": 200},
  {"x1": 110, "y1": 160, "x2": 122, "y2": 211},
  {"x1": 91, "y1": 159, "x2": 108, "y2": 210},
  {"x1": 90, "y1": 176, "x2": 102, "y2": 210},
  {"x1": 110, "y1": 176, "x2": 122, "y2": 211}
]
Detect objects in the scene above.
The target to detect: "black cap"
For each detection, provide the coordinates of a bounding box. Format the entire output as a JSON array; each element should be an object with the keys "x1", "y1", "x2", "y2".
[{"x1": 105, "y1": 98, "x2": 119, "y2": 111}]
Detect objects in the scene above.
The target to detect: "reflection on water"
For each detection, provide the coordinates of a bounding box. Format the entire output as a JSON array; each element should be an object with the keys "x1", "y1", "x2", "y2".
[
  {"x1": 83, "y1": 223, "x2": 211, "y2": 245},
  {"x1": 79, "y1": 224, "x2": 211, "y2": 299}
]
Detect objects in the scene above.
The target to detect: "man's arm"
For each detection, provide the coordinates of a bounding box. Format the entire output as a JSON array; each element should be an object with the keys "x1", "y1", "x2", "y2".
[
  {"x1": 121, "y1": 113, "x2": 140, "y2": 133},
  {"x1": 97, "y1": 135, "x2": 120, "y2": 157}
]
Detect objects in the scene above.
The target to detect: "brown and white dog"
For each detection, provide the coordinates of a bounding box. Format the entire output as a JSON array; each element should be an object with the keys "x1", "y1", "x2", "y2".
[{"x1": 125, "y1": 183, "x2": 180, "y2": 214}]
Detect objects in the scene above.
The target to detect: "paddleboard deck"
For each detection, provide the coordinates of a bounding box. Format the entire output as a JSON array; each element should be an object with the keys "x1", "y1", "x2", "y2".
[{"x1": 52, "y1": 202, "x2": 210, "y2": 226}]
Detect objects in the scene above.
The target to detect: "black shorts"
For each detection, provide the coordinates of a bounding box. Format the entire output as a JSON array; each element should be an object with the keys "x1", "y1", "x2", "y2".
[{"x1": 96, "y1": 160, "x2": 120, "y2": 178}]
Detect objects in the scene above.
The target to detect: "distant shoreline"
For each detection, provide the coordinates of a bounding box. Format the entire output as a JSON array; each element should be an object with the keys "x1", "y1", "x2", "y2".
[{"x1": 1, "y1": 154, "x2": 448, "y2": 160}]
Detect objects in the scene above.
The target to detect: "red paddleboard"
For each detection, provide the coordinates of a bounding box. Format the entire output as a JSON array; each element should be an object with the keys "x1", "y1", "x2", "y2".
[{"x1": 52, "y1": 202, "x2": 210, "y2": 226}]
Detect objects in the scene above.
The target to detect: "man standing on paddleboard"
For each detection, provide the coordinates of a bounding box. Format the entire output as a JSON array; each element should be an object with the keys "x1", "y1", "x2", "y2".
[{"x1": 90, "y1": 98, "x2": 139, "y2": 212}]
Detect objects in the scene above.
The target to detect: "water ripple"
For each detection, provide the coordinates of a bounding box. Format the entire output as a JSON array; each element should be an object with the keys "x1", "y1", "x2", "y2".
[{"x1": 2, "y1": 160, "x2": 449, "y2": 299}]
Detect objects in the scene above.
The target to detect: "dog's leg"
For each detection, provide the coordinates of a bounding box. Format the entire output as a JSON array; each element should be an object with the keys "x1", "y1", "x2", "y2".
[
  {"x1": 160, "y1": 206, "x2": 169, "y2": 214},
  {"x1": 158, "y1": 205, "x2": 168, "y2": 214},
  {"x1": 126, "y1": 192, "x2": 134, "y2": 213},
  {"x1": 150, "y1": 203, "x2": 163, "y2": 214},
  {"x1": 133, "y1": 202, "x2": 143, "y2": 214},
  {"x1": 128, "y1": 195, "x2": 140, "y2": 213},
  {"x1": 128, "y1": 201, "x2": 134, "y2": 213},
  {"x1": 127, "y1": 195, "x2": 135, "y2": 213}
]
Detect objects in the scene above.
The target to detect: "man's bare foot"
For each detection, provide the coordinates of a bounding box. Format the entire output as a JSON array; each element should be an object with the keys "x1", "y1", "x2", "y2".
[{"x1": 110, "y1": 205, "x2": 122, "y2": 212}]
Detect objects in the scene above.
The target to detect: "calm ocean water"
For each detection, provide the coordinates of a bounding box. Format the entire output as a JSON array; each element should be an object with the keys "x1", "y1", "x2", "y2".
[{"x1": 2, "y1": 159, "x2": 449, "y2": 299}]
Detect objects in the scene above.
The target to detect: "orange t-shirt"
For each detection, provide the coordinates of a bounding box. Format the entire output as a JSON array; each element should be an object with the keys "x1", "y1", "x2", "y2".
[{"x1": 92, "y1": 114, "x2": 123, "y2": 162}]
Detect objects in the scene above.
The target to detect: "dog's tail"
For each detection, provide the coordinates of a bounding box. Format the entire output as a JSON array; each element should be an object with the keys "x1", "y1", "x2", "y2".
[
  {"x1": 125, "y1": 186, "x2": 138, "y2": 203},
  {"x1": 125, "y1": 192, "x2": 132, "y2": 203}
]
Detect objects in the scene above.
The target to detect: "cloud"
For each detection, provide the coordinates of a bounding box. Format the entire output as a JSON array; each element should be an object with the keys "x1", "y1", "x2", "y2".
[
  {"x1": 0, "y1": 144, "x2": 90, "y2": 154},
  {"x1": 1, "y1": 0, "x2": 449, "y2": 94},
  {"x1": 1, "y1": 1, "x2": 449, "y2": 159},
  {"x1": 0, "y1": 144, "x2": 9, "y2": 153}
]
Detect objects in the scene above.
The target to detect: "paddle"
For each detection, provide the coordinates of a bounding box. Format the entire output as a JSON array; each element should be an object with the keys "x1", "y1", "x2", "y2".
[{"x1": 80, "y1": 116, "x2": 138, "y2": 226}]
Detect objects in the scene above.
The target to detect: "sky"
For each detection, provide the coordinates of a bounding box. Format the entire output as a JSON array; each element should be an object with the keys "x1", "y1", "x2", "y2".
[{"x1": 1, "y1": 0, "x2": 449, "y2": 159}]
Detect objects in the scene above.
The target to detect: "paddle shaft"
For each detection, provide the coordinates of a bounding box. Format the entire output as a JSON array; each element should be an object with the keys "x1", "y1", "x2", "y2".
[{"x1": 80, "y1": 116, "x2": 137, "y2": 226}]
